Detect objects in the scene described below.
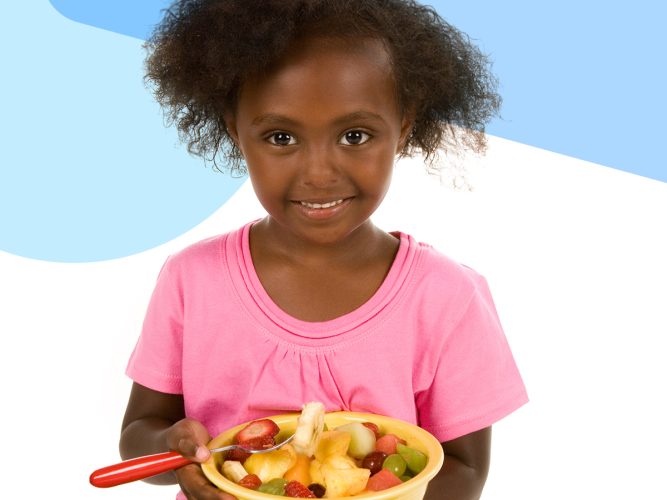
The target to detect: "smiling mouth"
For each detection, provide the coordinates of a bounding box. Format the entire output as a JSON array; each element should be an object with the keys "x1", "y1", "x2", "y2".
[{"x1": 298, "y1": 199, "x2": 345, "y2": 209}]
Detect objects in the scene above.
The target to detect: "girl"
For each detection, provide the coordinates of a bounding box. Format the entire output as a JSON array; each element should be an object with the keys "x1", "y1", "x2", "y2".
[{"x1": 120, "y1": 1, "x2": 528, "y2": 499}]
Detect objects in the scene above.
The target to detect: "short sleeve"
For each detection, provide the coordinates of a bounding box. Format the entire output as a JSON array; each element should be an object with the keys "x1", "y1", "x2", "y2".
[
  {"x1": 416, "y1": 273, "x2": 528, "y2": 442},
  {"x1": 125, "y1": 257, "x2": 184, "y2": 394}
]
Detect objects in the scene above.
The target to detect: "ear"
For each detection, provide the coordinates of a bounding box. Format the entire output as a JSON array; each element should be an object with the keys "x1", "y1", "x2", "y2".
[
  {"x1": 396, "y1": 107, "x2": 416, "y2": 154},
  {"x1": 224, "y1": 112, "x2": 242, "y2": 155}
]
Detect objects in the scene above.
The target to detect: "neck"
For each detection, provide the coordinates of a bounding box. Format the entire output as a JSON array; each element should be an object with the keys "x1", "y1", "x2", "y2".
[{"x1": 250, "y1": 216, "x2": 395, "y2": 269}]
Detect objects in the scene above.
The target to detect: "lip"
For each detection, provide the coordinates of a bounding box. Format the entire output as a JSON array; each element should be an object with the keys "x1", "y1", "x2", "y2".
[{"x1": 291, "y1": 196, "x2": 353, "y2": 220}]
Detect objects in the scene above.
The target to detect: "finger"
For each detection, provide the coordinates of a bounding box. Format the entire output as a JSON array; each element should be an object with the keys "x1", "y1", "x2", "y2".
[
  {"x1": 177, "y1": 438, "x2": 211, "y2": 462},
  {"x1": 168, "y1": 419, "x2": 212, "y2": 460},
  {"x1": 181, "y1": 418, "x2": 213, "y2": 443},
  {"x1": 177, "y1": 464, "x2": 235, "y2": 500},
  {"x1": 194, "y1": 445, "x2": 211, "y2": 462}
]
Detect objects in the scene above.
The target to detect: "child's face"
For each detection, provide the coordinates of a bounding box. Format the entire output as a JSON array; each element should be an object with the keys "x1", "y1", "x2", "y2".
[{"x1": 226, "y1": 36, "x2": 412, "y2": 246}]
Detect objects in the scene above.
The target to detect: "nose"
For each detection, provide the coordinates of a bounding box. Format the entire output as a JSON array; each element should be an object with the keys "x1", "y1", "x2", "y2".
[{"x1": 298, "y1": 144, "x2": 340, "y2": 188}]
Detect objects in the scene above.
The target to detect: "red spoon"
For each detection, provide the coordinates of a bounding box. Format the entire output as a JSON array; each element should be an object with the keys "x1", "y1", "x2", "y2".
[{"x1": 89, "y1": 434, "x2": 294, "y2": 488}]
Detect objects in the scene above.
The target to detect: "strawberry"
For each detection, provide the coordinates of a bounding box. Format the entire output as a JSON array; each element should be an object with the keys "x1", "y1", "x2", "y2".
[
  {"x1": 238, "y1": 474, "x2": 262, "y2": 490},
  {"x1": 225, "y1": 447, "x2": 251, "y2": 463},
  {"x1": 234, "y1": 419, "x2": 280, "y2": 443},
  {"x1": 285, "y1": 480, "x2": 317, "y2": 498},
  {"x1": 227, "y1": 435, "x2": 276, "y2": 462},
  {"x1": 241, "y1": 435, "x2": 276, "y2": 450}
]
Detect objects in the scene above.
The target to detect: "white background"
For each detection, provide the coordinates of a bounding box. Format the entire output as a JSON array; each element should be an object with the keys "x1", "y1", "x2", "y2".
[{"x1": 1, "y1": 135, "x2": 666, "y2": 498}]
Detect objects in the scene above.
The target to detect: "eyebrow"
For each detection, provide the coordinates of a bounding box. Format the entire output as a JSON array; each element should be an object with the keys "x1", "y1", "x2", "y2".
[
  {"x1": 251, "y1": 113, "x2": 298, "y2": 126},
  {"x1": 251, "y1": 111, "x2": 386, "y2": 127}
]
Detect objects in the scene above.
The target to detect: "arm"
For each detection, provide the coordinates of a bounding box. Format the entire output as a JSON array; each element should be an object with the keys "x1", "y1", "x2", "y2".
[
  {"x1": 424, "y1": 426, "x2": 491, "y2": 500},
  {"x1": 119, "y1": 382, "x2": 187, "y2": 485},
  {"x1": 120, "y1": 382, "x2": 235, "y2": 499}
]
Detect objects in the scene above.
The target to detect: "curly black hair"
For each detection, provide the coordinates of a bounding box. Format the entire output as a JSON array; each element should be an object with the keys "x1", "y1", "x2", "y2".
[{"x1": 145, "y1": 0, "x2": 501, "y2": 175}]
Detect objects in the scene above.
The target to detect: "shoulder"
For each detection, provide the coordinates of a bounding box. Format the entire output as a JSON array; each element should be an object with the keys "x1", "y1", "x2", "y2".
[
  {"x1": 395, "y1": 232, "x2": 495, "y2": 331},
  {"x1": 161, "y1": 224, "x2": 245, "y2": 277},
  {"x1": 407, "y1": 234, "x2": 487, "y2": 296}
]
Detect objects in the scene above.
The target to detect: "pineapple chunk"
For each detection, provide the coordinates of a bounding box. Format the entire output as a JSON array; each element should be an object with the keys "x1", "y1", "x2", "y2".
[
  {"x1": 324, "y1": 454, "x2": 357, "y2": 470},
  {"x1": 310, "y1": 459, "x2": 325, "y2": 486},
  {"x1": 314, "y1": 430, "x2": 351, "y2": 462},
  {"x1": 281, "y1": 444, "x2": 298, "y2": 470},
  {"x1": 243, "y1": 448, "x2": 294, "y2": 483},
  {"x1": 321, "y1": 457, "x2": 370, "y2": 497}
]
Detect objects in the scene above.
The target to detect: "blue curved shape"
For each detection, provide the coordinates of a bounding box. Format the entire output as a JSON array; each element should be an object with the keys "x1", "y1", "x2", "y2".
[
  {"x1": 49, "y1": 0, "x2": 169, "y2": 40},
  {"x1": 48, "y1": 0, "x2": 666, "y2": 185},
  {"x1": 1, "y1": 2, "x2": 245, "y2": 262},
  {"x1": 433, "y1": 1, "x2": 666, "y2": 185},
  {"x1": 2, "y1": 1, "x2": 664, "y2": 263}
]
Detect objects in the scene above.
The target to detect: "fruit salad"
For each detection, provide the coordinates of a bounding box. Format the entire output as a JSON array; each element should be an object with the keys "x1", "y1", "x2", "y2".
[{"x1": 218, "y1": 403, "x2": 429, "y2": 498}]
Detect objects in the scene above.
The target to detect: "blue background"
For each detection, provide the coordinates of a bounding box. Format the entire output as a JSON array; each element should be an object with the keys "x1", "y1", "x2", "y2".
[{"x1": 1, "y1": 1, "x2": 664, "y2": 262}]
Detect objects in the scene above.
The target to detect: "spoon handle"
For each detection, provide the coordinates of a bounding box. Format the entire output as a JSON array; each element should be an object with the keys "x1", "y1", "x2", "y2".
[{"x1": 90, "y1": 451, "x2": 192, "y2": 488}]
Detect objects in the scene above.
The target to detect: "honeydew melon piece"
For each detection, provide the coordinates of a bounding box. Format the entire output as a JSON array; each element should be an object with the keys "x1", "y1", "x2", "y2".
[{"x1": 334, "y1": 422, "x2": 377, "y2": 459}]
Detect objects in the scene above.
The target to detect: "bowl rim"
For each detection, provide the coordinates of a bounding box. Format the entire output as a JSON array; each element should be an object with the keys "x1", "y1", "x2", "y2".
[{"x1": 201, "y1": 411, "x2": 444, "y2": 499}]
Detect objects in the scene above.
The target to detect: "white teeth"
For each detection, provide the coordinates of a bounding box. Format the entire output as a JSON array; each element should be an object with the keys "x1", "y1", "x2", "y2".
[{"x1": 300, "y1": 199, "x2": 344, "y2": 209}]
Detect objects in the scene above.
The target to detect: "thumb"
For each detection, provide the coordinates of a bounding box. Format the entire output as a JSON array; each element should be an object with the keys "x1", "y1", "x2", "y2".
[
  {"x1": 176, "y1": 437, "x2": 210, "y2": 462},
  {"x1": 194, "y1": 445, "x2": 211, "y2": 462}
]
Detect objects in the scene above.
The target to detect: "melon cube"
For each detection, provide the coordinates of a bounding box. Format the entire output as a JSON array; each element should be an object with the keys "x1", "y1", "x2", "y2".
[
  {"x1": 284, "y1": 453, "x2": 312, "y2": 486},
  {"x1": 375, "y1": 433, "x2": 406, "y2": 455},
  {"x1": 365, "y1": 469, "x2": 404, "y2": 491},
  {"x1": 334, "y1": 422, "x2": 377, "y2": 459}
]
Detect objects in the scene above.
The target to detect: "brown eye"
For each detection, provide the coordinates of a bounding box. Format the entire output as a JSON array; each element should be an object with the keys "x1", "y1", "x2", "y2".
[
  {"x1": 268, "y1": 132, "x2": 296, "y2": 146},
  {"x1": 340, "y1": 130, "x2": 370, "y2": 145}
]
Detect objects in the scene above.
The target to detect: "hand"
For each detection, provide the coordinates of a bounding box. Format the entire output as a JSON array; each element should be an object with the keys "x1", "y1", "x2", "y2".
[
  {"x1": 165, "y1": 418, "x2": 238, "y2": 500},
  {"x1": 175, "y1": 463, "x2": 238, "y2": 500}
]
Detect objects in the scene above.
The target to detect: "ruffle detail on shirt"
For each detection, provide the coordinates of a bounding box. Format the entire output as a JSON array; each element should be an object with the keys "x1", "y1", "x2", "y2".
[{"x1": 231, "y1": 338, "x2": 350, "y2": 417}]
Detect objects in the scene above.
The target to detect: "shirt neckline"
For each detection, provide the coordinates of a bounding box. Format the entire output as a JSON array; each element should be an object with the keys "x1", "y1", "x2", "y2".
[{"x1": 233, "y1": 221, "x2": 416, "y2": 342}]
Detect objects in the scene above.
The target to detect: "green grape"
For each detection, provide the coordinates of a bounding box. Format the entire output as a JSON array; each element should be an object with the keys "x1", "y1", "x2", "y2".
[
  {"x1": 399, "y1": 474, "x2": 412, "y2": 482},
  {"x1": 396, "y1": 443, "x2": 428, "y2": 474},
  {"x1": 257, "y1": 478, "x2": 288, "y2": 495},
  {"x1": 382, "y1": 453, "x2": 407, "y2": 477}
]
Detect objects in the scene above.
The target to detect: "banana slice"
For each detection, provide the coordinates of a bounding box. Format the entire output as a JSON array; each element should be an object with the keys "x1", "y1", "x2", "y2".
[
  {"x1": 222, "y1": 460, "x2": 249, "y2": 483},
  {"x1": 292, "y1": 401, "x2": 326, "y2": 457}
]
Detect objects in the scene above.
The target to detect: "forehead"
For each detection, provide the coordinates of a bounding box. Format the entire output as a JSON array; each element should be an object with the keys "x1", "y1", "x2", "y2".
[{"x1": 235, "y1": 37, "x2": 400, "y2": 123}]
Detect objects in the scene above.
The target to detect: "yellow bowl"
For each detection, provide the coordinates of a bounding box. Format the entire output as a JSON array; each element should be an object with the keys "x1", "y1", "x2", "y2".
[{"x1": 202, "y1": 411, "x2": 444, "y2": 500}]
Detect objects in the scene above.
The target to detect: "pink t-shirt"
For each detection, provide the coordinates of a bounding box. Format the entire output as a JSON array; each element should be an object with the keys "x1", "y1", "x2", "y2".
[{"x1": 127, "y1": 221, "x2": 527, "y2": 457}]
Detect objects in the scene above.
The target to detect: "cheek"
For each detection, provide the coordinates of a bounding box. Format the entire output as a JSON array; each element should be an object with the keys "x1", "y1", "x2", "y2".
[
  {"x1": 357, "y1": 152, "x2": 395, "y2": 196},
  {"x1": 248, "y1": 170, "x2": 278, "y2": 201},
  {"x1": 245, "y1": 160, "x2": 291, "y2": 208}
]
